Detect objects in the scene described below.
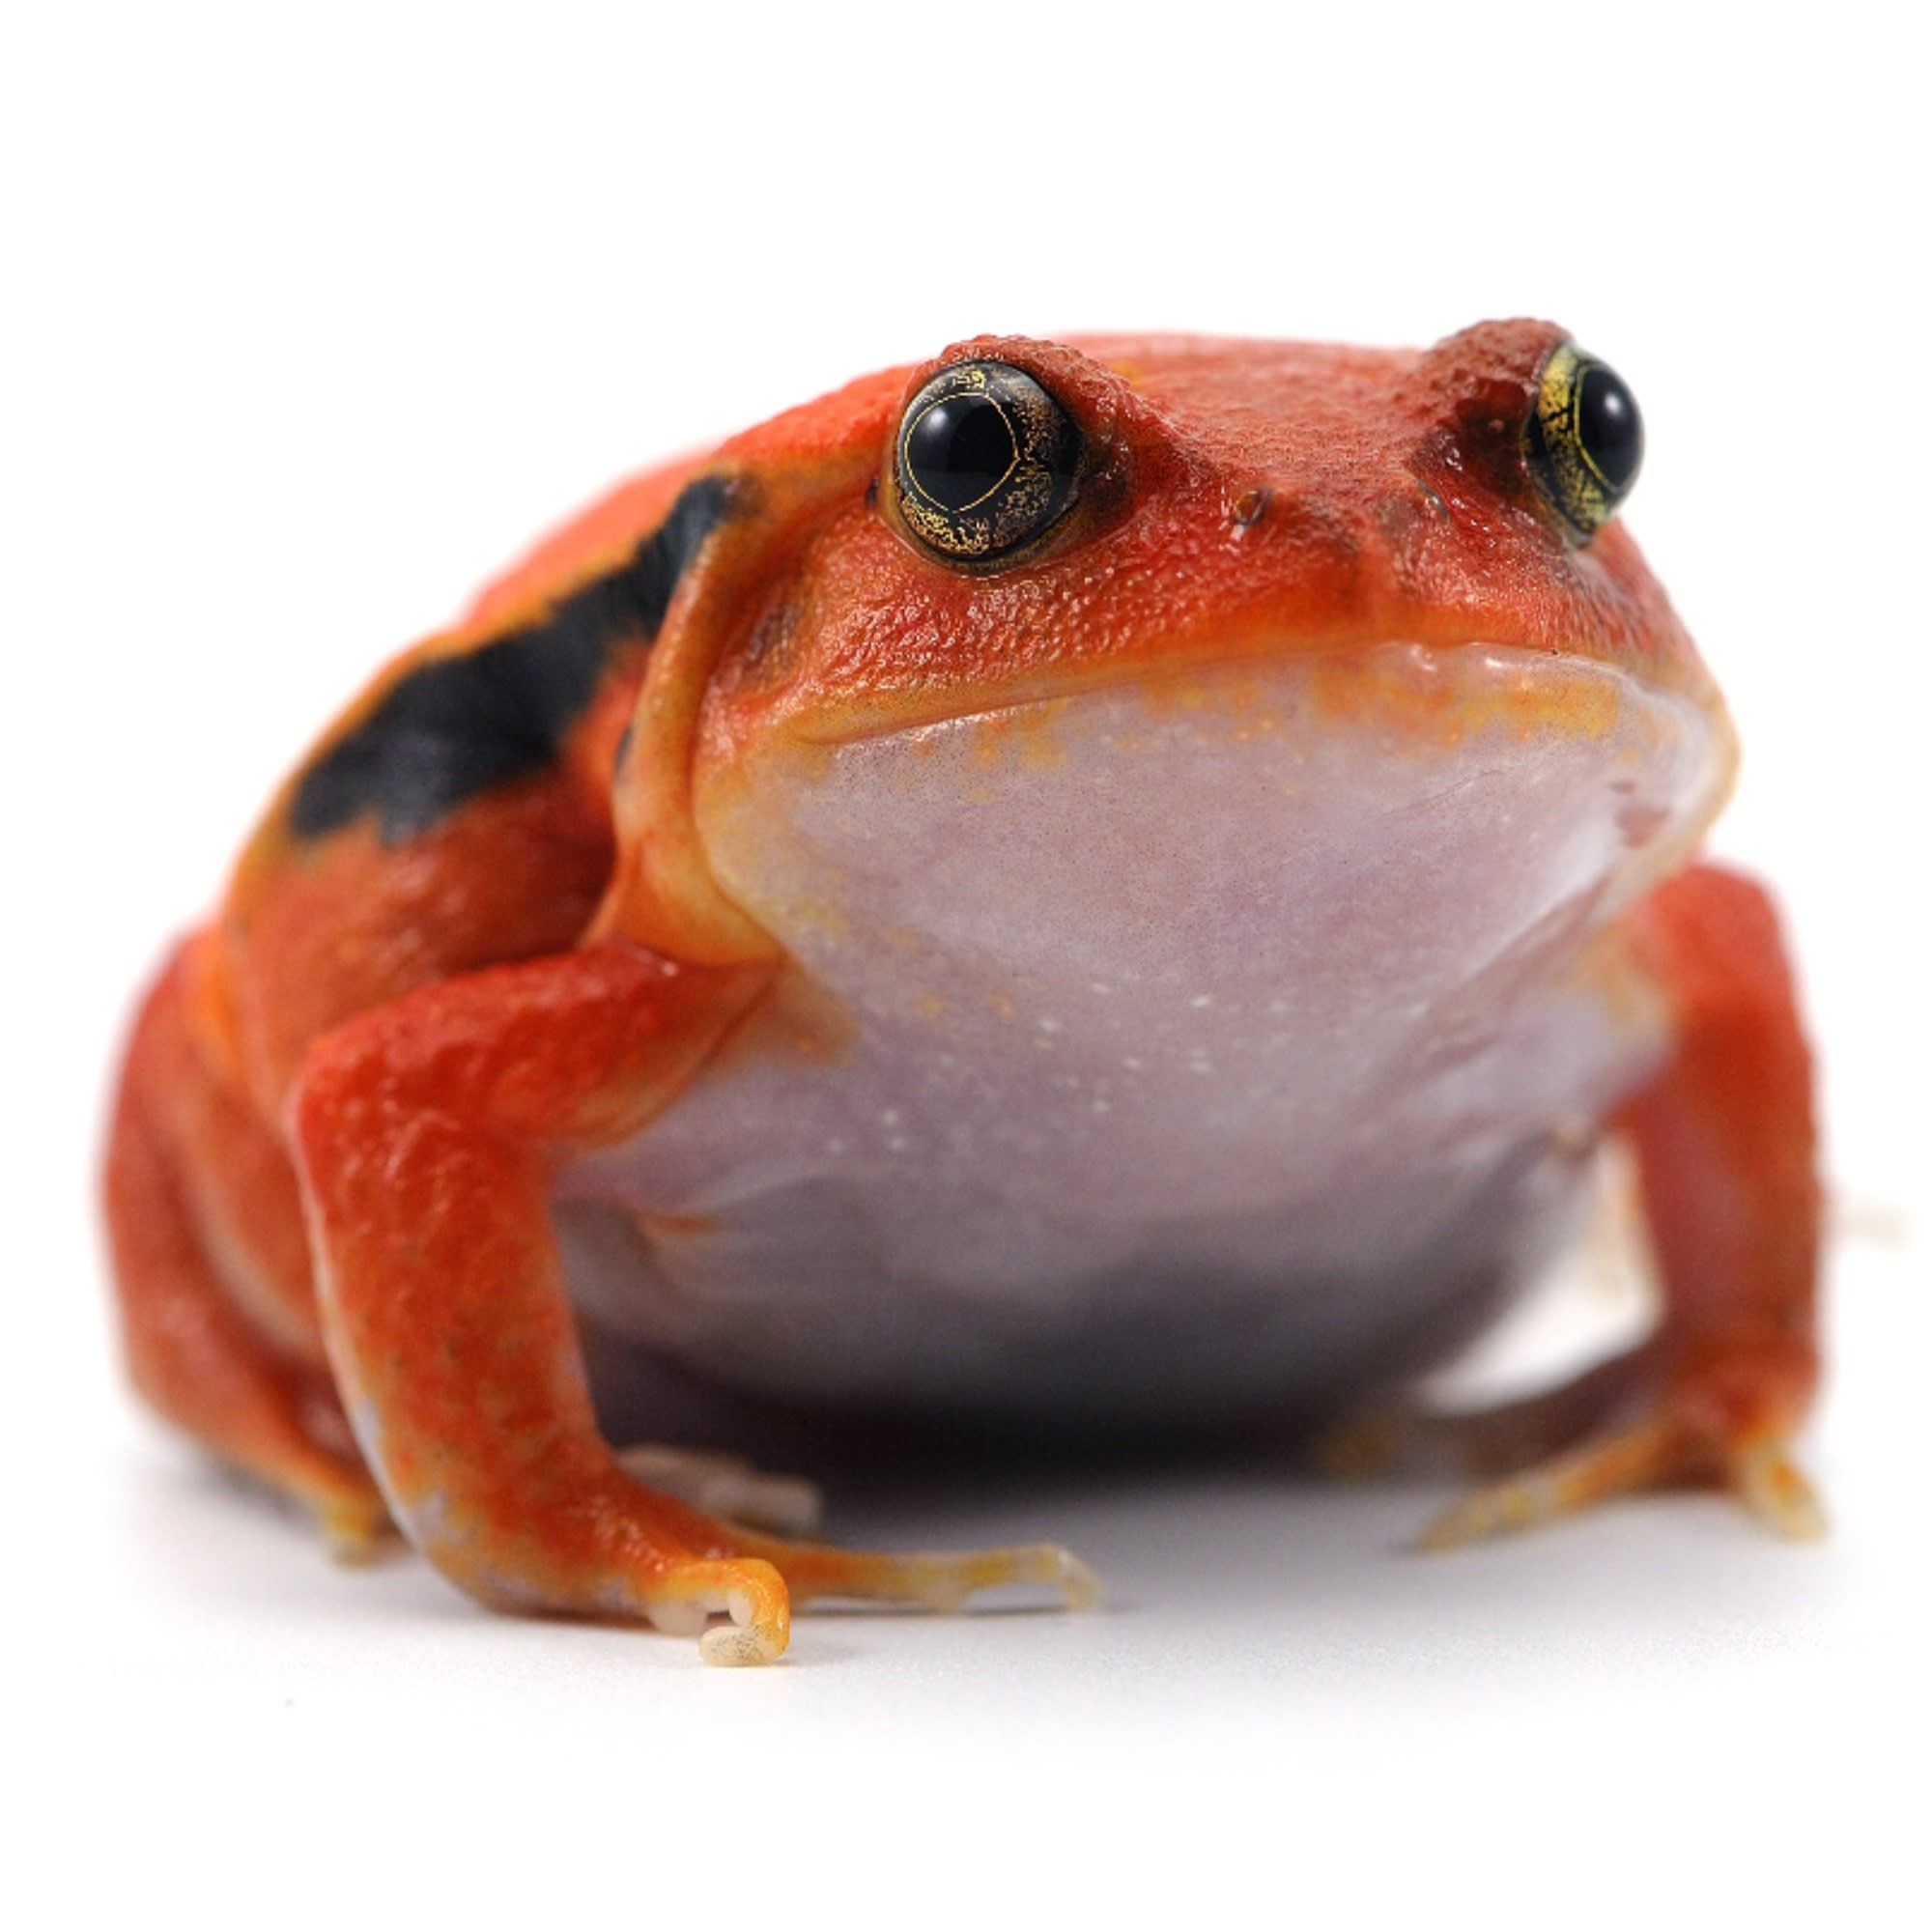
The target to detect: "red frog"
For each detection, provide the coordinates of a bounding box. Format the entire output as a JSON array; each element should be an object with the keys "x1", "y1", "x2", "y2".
[{"x1": 103, "y1": 323, "x2": 1822, "y2": 1664}]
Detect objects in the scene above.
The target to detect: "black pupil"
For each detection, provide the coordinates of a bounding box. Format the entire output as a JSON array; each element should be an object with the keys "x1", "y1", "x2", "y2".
[
  {"x1": 906, "y1": 393, "x2": 1017, "y2": 512},
  {"x1": 1577, "y1": 366, "x2": 1641, "y2": 491}
]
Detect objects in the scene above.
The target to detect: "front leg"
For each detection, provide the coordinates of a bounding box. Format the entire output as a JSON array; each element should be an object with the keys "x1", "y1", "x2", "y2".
[
  {"x1": 293, "y1": 942, "x2": 1095, "y2": 1663},
  {"x1": 1420, "y1": 863, "x2": 1825, "y2": 1546}
]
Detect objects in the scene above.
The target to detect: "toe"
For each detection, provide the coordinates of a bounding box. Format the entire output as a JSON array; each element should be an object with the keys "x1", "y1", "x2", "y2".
[{"x1": 652, "y1": 1557, "x2": 792, "y2": 1666}]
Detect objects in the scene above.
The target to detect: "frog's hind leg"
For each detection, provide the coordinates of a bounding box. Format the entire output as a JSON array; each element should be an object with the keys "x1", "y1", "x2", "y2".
[
  {"x1": 102, "y1": 949, "x2": 389, "y2": 1555},
  {"x1": 1409, "y1": 865, "x2": 1824, "y2": 1549}
]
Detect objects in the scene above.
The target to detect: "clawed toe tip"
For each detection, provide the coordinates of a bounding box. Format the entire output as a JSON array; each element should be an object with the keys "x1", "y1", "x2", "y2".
[
  {"x1": 1735, "y1": 1445, "x2": 1829, "y2": 1541},
  {"x1": 1048, "y1": 1546, "x2": 1105, "y2": 1610},
  {"x1": 699, "y1": 1620, "x2": 787, "y2": 1666}
]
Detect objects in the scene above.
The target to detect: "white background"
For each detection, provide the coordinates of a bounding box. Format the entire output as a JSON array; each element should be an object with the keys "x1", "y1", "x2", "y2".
[{"x1": 5, "y1": 3, "x2": 1925, "y2": 1924}]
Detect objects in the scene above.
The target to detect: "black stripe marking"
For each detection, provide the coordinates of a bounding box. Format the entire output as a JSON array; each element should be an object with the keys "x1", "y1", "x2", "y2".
[{"x1": 289, "y1": 474, "x2": 733, "y2": 841}]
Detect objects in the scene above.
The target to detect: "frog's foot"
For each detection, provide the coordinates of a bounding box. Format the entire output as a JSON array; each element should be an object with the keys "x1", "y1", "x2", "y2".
[
  {"x1": 388, "y1": 1462, "x2": 1097, "y2": 1668},
  {"x1": 1410, "y1": 1337, "x2": 1824, "y2": 1549},
  {"x1": 315, "y1": 1489, "x2": 402, "y2": 1564},
  {"x1": 733, "y1": 1529, "x2": 1104, "y2": 1619},
  {"x1": 633, "y1": 1533, "x2": 1099, "y2": 1666},
  {"x1": 614, "y1": 1445, "x2": 823, "y2": 1537},
  {"x1": 1321, "y1": 1339, "x2": 1665, "y2": 1481}
]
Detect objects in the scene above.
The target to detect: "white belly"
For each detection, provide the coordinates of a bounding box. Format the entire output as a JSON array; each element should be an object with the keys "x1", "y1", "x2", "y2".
[{"x1": 559, "y1": 646, "x2": 1714, "y2": 1429}]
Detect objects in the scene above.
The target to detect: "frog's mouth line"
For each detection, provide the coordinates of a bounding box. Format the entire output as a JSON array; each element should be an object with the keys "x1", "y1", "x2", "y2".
[
  {"x1": 786, "y1": 635, "x2": 1724, "y2": 761},
  {"x1": 778, "y1": 639, "x2": 1734, "y2": 862},
  {"x1": 700, "y1": 642, "x2": 1738, "y2": 965}
]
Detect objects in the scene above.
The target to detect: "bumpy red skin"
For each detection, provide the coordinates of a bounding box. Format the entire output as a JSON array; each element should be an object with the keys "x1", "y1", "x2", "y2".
[
  {"x1": 1617, "y1": 871, "x2": 1821, "y2": 1497},
  {"x1": 101, "y1": 322, "x2": 1823, "y2": 1658}
]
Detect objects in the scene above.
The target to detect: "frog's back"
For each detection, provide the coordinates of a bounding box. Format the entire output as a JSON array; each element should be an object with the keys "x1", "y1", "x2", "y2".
[{"x1": 191, "y1": 449, "x2": 732, "y2": 1112}]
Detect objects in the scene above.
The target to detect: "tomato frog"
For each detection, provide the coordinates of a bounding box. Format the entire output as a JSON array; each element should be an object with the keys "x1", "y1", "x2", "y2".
[{"x1": 103, "y1": 322, "x2": 1823, "y2": 1664}]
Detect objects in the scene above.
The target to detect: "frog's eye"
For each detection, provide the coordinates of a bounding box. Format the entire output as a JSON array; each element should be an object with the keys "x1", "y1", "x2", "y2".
[
  {"x1": 892, "y1": 360, "x2": 1081, "y2": 565},
  {"x1": 1525, "y1": 342, "x2": 1644, "y2": 540}
]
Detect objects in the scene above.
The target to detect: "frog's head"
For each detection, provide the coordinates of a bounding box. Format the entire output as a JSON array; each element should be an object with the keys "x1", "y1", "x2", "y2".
[{"x1": 604, "y1": 323, "x2": 1733, "y2": 1020}]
